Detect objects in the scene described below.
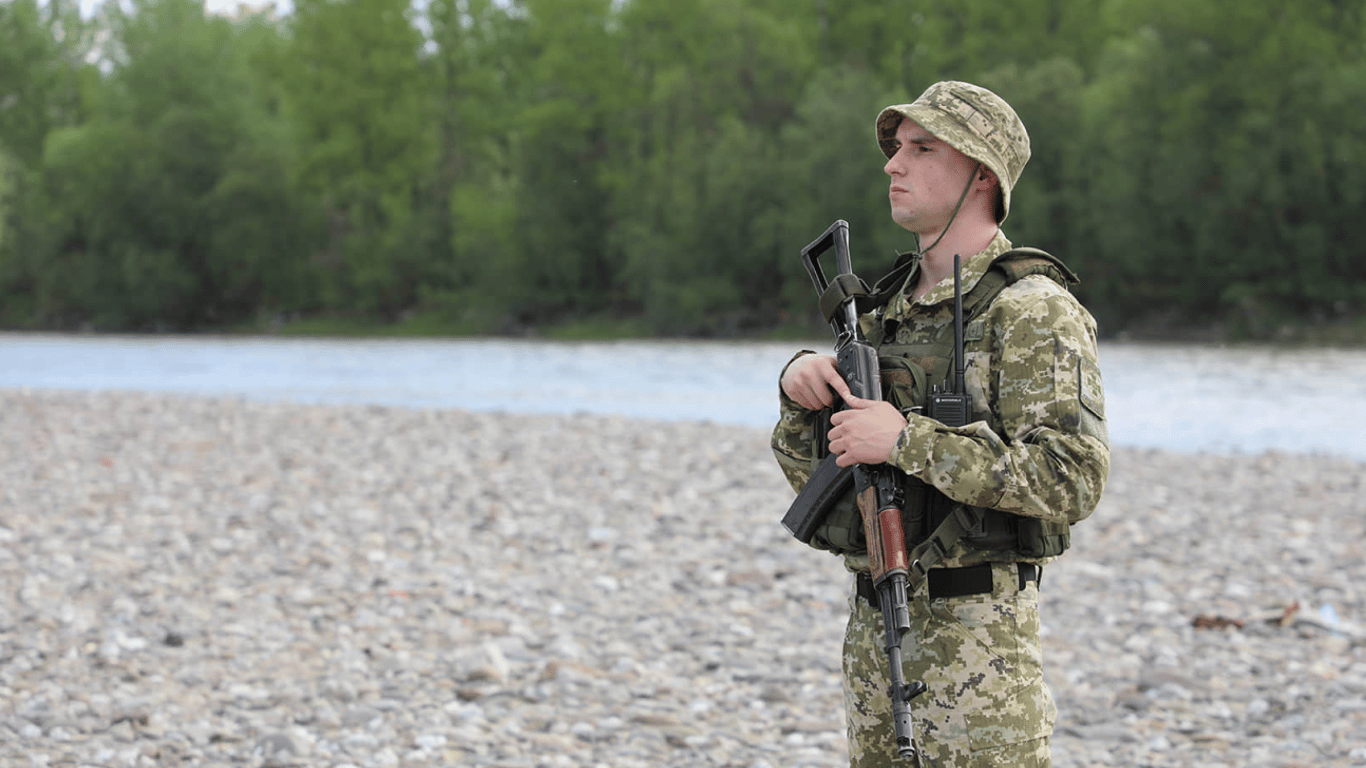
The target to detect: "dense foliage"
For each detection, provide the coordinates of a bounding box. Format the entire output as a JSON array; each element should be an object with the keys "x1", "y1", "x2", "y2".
[{"x1": 2, "y1": 0, "x2": 1364, "y2": 338}]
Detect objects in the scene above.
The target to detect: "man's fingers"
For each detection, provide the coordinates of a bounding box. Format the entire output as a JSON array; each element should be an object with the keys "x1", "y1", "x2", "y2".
[
  {"x1": 782, "y1": 354, "x2": 846, "y2": 411},
  {"x1": 829, "y1": 391, "x2": 871, "y2": 417},
  {"x1": 802, "y1": 388, "x2": 829, "y2": 411},
  {"x1": 843, "y1": 393, "x2": 870, "y2": 409},
  {"x1": 793, "y1": 379, "x2": 831, "y2": 410},
  {"x1": 824, "y1": 369, "x2": 852, "y2": 401}
]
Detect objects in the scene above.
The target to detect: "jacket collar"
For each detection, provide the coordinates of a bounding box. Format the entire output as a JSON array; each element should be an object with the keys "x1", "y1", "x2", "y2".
[{"x1": 885, "y1": 231, "x2": 1013, "y2": 316}]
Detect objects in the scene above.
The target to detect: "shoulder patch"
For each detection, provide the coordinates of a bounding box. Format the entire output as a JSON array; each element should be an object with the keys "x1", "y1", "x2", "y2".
[{"x1": 1079, "y1": 357, "x2": 1105, "y2": 418}]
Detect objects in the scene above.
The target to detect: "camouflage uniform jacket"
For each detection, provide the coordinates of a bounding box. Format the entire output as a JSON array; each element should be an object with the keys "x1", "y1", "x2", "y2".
[{"x1": 773, "y1": 232, "x2": 1109, "y2": 571}]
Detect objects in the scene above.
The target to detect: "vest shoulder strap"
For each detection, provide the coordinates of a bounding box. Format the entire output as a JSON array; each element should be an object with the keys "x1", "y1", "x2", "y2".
[
  {"x1": 963, "y1": 247, "x2": 1078, "y2": 324},
  {"x1": 994, "y1": 247, "x2": 1079, "y2": 288},
  {"x1": 868, "y1": 247, "x2": 1078, "y2": 319}
]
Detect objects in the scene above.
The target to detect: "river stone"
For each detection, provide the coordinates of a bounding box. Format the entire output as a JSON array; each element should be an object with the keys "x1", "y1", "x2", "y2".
[{"x1": 1, "y1": 389, "x2": 1362, "y2": 767}]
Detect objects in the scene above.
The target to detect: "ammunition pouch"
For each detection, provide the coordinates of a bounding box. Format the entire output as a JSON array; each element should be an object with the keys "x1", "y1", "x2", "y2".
[
  {"x1": 808, "y1": 489, "x2": 865, "y2": 554},
  {"x1": 807, "y1": 485, "x2": 1070, "y2": 559},
  {"x1": 878, "y1": 354, "x2": 928, "y2": 416},
  {"x1": 921, "y1": 493, "x2": 1071, "y2": 560}
]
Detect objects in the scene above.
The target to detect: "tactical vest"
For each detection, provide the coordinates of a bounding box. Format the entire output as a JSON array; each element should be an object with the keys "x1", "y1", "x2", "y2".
[{"x1": 808, "y1": 247, "x2": 1078, "y2": 561}]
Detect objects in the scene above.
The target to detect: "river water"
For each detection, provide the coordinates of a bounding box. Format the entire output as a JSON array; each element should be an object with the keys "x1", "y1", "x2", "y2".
[{"x1": 3, "y1": 333, "x2": 1365, "y2": 460}]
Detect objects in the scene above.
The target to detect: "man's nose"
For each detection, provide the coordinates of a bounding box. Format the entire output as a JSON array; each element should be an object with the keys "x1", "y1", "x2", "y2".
[{"x1": 884, "y1": 149, "x2": 904, "y2": 176}]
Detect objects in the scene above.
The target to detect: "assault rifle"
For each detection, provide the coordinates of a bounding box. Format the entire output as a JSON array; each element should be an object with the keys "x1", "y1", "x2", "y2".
[{"x1": 779, "y1": 220, "x2": 927, "y2": 762}]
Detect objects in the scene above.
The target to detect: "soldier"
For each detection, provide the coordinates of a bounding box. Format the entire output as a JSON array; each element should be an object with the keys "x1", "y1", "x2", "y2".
[{"x1": 772, "y1": 81, "x2": 1110, "y2": 767}]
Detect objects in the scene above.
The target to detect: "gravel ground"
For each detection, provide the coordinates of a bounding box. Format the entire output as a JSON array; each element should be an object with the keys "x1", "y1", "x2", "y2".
[{"x1": 1, "y1": 389, "x2": 1363, "y2": 768}]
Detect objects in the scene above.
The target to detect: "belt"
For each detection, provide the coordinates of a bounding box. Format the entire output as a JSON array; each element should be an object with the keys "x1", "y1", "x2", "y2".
[{"x1": 856, "y1": 562, "x2": 1040, "y2": 608}]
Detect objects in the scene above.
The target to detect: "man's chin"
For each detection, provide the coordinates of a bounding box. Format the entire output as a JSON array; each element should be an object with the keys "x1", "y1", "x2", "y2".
[{"x1": 890, "y1": 210, "x2": 918, "y2": 232}]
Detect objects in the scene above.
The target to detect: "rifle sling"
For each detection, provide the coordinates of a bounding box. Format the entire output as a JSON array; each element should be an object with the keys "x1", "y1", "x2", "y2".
[
  {"x1": 905, "y1": 504, "x2": 987, "y2": 591},
  {"x1": 818, "y1": 273, "x2": 873, "y2": 323}
]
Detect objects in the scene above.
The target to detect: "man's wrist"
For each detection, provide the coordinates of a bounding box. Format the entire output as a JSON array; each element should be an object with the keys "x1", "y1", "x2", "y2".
[
  {"x1": 778, "y1": 350, "x2": 818, "y2": 409},
  {"x1": 779, "y1": 350, "x2": 817, "y2": 380}
]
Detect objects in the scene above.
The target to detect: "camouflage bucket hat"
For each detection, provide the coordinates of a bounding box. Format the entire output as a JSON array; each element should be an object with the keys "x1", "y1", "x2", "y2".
[{"x1": 876, "y1": 81, "x2": 1030, "y2": 223}]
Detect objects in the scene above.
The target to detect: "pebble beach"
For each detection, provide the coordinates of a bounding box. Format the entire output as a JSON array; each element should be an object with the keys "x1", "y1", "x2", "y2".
[{"x1": 2, "y1": 389, "x2": 1364, "y2": 768}]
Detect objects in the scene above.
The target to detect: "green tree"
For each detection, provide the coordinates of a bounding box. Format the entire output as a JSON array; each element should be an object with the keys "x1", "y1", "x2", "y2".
[
  {"x1": 13, "y1": 0, "x2": 310, "y2": 329},
  {"x1": 2, "y1": 0, "x2": 1364, "y2": 339},
  {"x1": 0, "y1": 0, "x2": 89, "y2": 166},
  {"x1": 485, "y1": 0, "x2": 628, "y2": 325},
  {"x1": 0, "y1": 0, "x2": 92, "y2": 326},
  {"x1": 423, "y1": 0, "x2": 516, "y2": 325},
  {"x1": 1065, "y1": 0, "x2": 1366, "y2": 333},
  {"x1": 605, "y1": 0, "x2": 818, "y2": 333},
  {"x1": 286, "y1": 0, "x2": 436, "y2": 316}
]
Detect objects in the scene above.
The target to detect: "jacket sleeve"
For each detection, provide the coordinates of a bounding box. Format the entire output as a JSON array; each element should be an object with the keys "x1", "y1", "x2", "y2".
[
  {"x1": 885, "y1": 280, "x2": 1109, "y2": 524},
  {"x1": 770, "y1": 351, "x2": 821, "y2": 494}
]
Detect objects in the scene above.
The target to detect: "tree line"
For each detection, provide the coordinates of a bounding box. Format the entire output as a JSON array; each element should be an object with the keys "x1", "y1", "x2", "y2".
[{"x1": 2, "y1": 0, "x2": 1364, "y2": 339}]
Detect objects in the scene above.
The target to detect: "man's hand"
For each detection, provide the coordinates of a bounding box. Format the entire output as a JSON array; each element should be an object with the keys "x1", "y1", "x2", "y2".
[
  {"x1": 780, "y1": 354, "x2": 851, "y2": 411},
  {"x1": 828, "y1": 392, "x2": 907, "y2": 467}
]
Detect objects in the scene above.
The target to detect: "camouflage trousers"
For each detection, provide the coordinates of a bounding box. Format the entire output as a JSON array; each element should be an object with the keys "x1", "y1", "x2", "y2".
[{"x1": 843, "y1": 562, "x2": 1055, "y2": 768}]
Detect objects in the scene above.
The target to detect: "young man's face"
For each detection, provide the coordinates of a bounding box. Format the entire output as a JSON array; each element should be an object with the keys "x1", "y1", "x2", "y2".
[{"x1": 883, "y1": 118, "x2": 985, "y2": 235}]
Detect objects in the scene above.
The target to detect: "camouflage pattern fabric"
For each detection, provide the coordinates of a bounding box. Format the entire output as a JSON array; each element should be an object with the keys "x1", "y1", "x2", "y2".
[
  {"x1": 772, "y1": 350, "x2": 823, "y2": 495},
  {"x1": 843, "y1": 562, "x2": 1053, "y2": 767}
]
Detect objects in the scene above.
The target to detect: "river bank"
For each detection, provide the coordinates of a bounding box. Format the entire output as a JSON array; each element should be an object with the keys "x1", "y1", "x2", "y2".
[
  {"x1": 8, "y1": 333, "x2": 1366, "y2": 459},
  {"x1": 2, "y1": 390, "x2": 1363, "y2": 767}
]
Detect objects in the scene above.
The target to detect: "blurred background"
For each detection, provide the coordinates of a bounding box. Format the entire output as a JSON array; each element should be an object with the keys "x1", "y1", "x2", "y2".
[
  {"x1": 3, "y1": 0, "x2": 1364, "y2": 342},
  {"x1": 5, "y1": 0, "x2": 1366, "y2": 459}
]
